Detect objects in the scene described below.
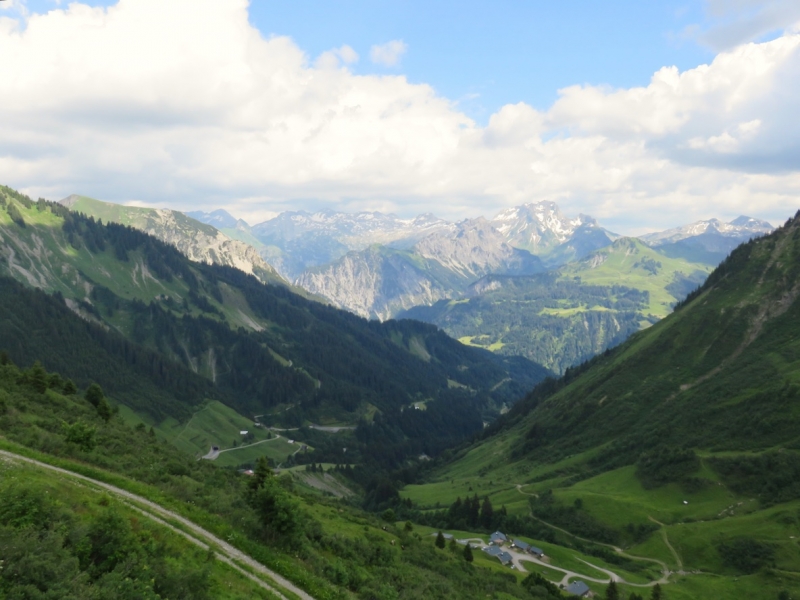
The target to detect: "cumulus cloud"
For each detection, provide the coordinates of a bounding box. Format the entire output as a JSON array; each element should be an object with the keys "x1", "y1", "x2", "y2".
[
  {"x1": 369, "y1": 39, "x2": 407, "y2": 66},
  {"x1": 315, "y1": 44, "x2": 358, "y2": 69},
  {"x1": 0, "y1": 0, "x2": 798, "y2": 233}
]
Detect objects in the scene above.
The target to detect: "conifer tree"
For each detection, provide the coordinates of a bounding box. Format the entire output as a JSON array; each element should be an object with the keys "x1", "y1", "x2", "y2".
[
  {"x1": 605, "y1": 581, "x2": 620, "y2": 600},
  {"x1": 435, "y1": 531, "x2": 446, "y2": 549},
  {"x1": 463, "y1": 543, "x2": 474, "y2": 562},
  {"x1": 650, "y1": 584, "x2": 663, "y2": 600},
  {"x1": 28, "y1": 361, "x2": 48, "y2": 394}
]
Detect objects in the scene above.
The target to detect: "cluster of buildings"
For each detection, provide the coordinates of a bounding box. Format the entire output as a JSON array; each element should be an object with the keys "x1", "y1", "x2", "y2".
[{"x1": 480, "y1": 531, "x2": 547, "y2": 567}]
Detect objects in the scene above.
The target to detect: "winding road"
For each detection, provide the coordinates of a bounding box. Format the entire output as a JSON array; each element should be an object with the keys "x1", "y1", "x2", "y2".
[{"x1": 0, "y1": 449, "x2": 316, "y2": 600}]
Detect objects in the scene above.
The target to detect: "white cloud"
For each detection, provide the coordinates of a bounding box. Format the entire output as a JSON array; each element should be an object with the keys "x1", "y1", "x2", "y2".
[
  {"x1": 315, "y1": 44, "x2": 358, "y2": 69},
  {"x1": 369, "y1": 39, "x2": 407, "y2": 67},
  {"x1": 0, "y1": 0, "x2": 798, "y2": 232}
]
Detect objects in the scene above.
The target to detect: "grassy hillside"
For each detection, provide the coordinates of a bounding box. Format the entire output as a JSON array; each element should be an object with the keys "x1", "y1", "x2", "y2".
[
  {"x1": 562, "y1": 237, "x2": 712, "y2": 318},
  {"x1": 403, "y1": 238, "x2": 712, "y2": 373},
  {"x1": 0, "y1": 357, "x2": 569, "y2": 600},
  {"x1": 398, "y1": 212, "x2": 800, "y2": 599}
]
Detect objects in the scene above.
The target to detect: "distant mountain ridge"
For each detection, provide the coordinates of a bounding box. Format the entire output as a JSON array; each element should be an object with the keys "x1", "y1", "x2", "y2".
[
  {"x1": 296, "y1": 218, "x2": 545, "y2": 320},
  {"x1": 61, "y1": 195, "x2": 287, "y2": 287}
]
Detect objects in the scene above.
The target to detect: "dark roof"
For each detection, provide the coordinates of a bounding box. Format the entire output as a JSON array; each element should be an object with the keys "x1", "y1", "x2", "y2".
[
  {"x1": 490, "y1": 531, "x2": 507, "y2": 541},
  {"x1": 530, "y1": 546, "x2": 544, "y2": 555},
  {"x1": 566, "y1": 580, "x2": 591, "y2": 596},
  {"x1": 513, "y1": 540, "x2": 530, "y2": 550},
  {"x1": 483, "y1": 545, "x2": 503, "y2": 557},
  {"x1": 498, "y1": 551, "x2": 513, "y2": 565}
]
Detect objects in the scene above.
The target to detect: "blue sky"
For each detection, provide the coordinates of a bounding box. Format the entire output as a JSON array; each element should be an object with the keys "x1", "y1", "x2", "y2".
[
  {"x1": 250, "y1": 1, "x2": 714, "y2": 121},
  {"x1": 2, "y1": 0, "x2": 800, "y2": 230}
]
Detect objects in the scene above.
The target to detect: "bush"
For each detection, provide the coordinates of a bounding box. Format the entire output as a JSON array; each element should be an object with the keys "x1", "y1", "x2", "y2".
[{"x1": 716, "y1": 537, "x2": 775, "y2": 574}]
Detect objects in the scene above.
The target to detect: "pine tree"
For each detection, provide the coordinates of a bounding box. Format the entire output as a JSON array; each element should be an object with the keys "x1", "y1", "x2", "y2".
[
  {"x1": 463, "y1": 543, "x2": 474, "y2": 562},
  {"x1": 650, "y1": 584, "x2": 663, "y2": 600},
  {"x1": 480, "y1": 496, "x2": 494, "y2": 529},
  {"x1": 97, "y1": 396, "x2": 112, "y2": 422},
  {"x1": 28, "y1": 361, "x2": 48, "y2": 394},
  {"x1": 606, "y1": 581, "x2": 620, "y2": 600},
  {"x1": 435, "y1": 531, "x2": 446, "y2": 549},
  {"x1": 63, "y1": 379, "x2": 78, "y2": 395}
]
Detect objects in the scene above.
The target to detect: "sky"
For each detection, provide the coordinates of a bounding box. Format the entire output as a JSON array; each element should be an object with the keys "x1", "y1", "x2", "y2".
[{"x1": 1, "y1": 0, "x2": 800, "y2": 233}]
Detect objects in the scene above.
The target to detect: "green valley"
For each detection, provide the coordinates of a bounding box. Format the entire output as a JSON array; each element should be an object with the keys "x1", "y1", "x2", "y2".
[{"x1": 397, "y1": 212, "x2": 800, "y2": 598}]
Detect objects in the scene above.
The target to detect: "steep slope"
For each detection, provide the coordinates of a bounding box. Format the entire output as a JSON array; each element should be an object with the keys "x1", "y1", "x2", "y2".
[
  {"x1": 490, "y1": 201, "x2": 616, "y2": 266},
  {"x1": 61, "y1": 195, "x2": 285, "y2": 286},
  {"x1": 297, "y1": 218, "x2": 544, "y2": 320},
  {"x1": 403, "y1": 238, "x2": 711, "y2": 372},
  {"x1": 0, "y1": 361, "x2": 559, "y2": 600},
  {"x1": 401, "y1": 211, "x2": 800, "y2": 599},
  {"x1": 0, "y1": 186, "x2": 550, "y2": 468}
]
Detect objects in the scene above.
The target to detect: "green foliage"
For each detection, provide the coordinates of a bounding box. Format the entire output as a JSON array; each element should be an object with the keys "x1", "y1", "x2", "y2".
[
  {"x1": 26, "y1": 360, "x2": 48, "y2": 394},
  {"x1": 0, "y1": 479, "x2": 224, "y2": 599},
  {"x1": 463, "y1": 543, "x2": 473, "y2": 562},
  {"x1": 710, "y1": 452, "x2": 800, "y2": 506},
  {"x1": 716, "y1": 537, "x2": 775, "y2": 574},
  {"x1": 435, "y1": 531, "x2": 446, "y2": 549},
  {"x1": 530, "y1": 490, "x2": 622, "y2": 546},
  {"x1": 63, "y1": 378, "x2": 77, "y2": 395},
  {"x1": 63, "y1": 420, "x2": 97, "y2": 452},
  {"x1": 85, "y1": 382, "x2": 104, "y2": 407},
  {"x1": 246, "y1": 464, "x2": 302, "y2": 544},
  {"x1": 403, "y1": 274, "x2": 650, "y2": 374},
  {"x1": 6, "y1": 201, "x2": 26, "y2": 227},
  {"x1": 96, "y1": 396, "x2": 112, "y2": 422},
  {"x1": 650, "y1": 584, "x2": 663, "y2": 600},
  {"x1": 521, "y1": 572, "x2": 561, "y2": 598},
  {"x1": 635, "y1": 447, "x2": 700, "y2": 489},
  {"x1": 606, "y1": 580, "x2": 620, "y2": 600}
]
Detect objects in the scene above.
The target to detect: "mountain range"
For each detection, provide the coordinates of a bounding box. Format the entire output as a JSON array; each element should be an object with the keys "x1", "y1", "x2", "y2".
[{"x1": 78, "y1": 196, "x2": 774, "y2": 373}]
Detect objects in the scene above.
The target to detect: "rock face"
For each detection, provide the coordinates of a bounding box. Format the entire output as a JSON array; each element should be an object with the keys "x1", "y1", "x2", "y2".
[
  {"x1": 490, "y1": 201, "x2": 616, "y2": 266},
  {"x1": 60, "y1": 196, "x2": 286, "y2": 285},
  {"x1": 296, "y1": 219, "x2": 544, "y2": 320},
  {"x1": 250, "y1": 210, "x2": 450, "y2": 278}
]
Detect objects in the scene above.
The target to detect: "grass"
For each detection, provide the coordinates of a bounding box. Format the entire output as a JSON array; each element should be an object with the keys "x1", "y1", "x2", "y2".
[
  {"x1": 562, "y1": 237, "x2": 713, "y2": 317},
  {"x1": 118, "y1": 400, "x2": 315, "y2": 467}
]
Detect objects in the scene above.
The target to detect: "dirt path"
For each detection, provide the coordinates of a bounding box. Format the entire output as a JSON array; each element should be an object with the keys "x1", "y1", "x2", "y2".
[
  {"x1": 0, "y1": 449, "x2": 316, "y2": 600},
  {"x1": 515, "y1": 483, "x2": 538, "y2": 497},
  {"x1": 648, "y1": 516, "x2": 683, "y2": 570},
  {"x1": 528, "y1": 513, "x2": 670, "y2": 573},
  {"x1": 217, "y1": 436, "x2": 283, "y2": 455}
]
